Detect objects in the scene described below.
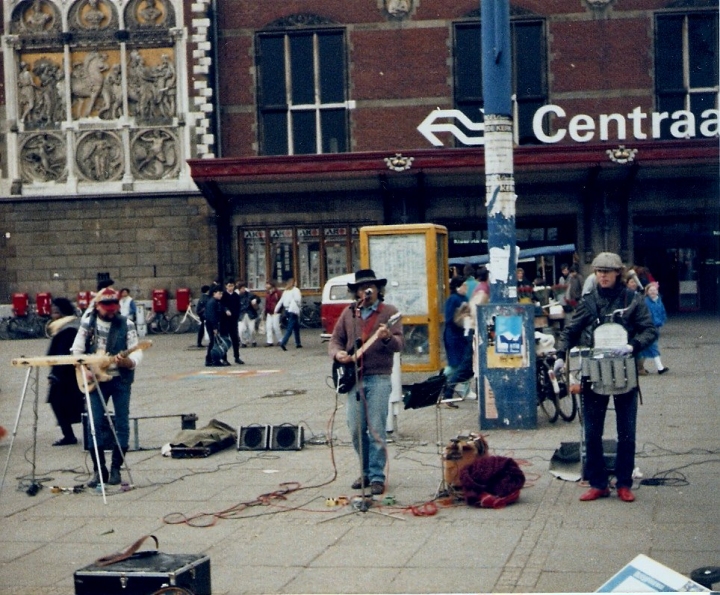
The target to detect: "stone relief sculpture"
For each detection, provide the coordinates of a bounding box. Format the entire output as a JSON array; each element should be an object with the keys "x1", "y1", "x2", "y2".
[
  {"x1": 76, "y1": 131, "x2": 123, "y2": 181},
  {"x1": 70, "y1": 50, "x2": 109, "y2": 118},
  {"x1": 385, "y1": 0, "x2": 413, "y2": 19},
  {"x1": 125, "y1": 0, "x2": 175, "y2": 29},
  {"x1": 20, "y1": 133, "x2": 67, "y2": 182},
  {"x1": 67, "y1": 0, "x2": 118, "y2": 34},
  {"x1": 99, "y1": 64, "x2": 123, "y2": 119},
  {"x1": 131, "y1": 128, "x2": 178, "y2": 179},
  {"x1": 17, "y1": 61, "x2": 38, "y2": 123},
  {"x1": 10, "y1": 0, "x2": 61, "y2": 35},
  {"x1": 127, "y1": 50, "x2": 176, "y2": 120},
  {"x1": 33, "y1": 58, "x2": 65, "y2": 125},
  {"x1": 7, "y1": 0, "x2": 183, "y2": 187}
]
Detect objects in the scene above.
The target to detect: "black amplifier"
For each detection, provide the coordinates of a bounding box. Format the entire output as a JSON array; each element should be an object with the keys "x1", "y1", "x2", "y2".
[{"x1": 74, "y1": 552, "x2": 211, "y2": 595}]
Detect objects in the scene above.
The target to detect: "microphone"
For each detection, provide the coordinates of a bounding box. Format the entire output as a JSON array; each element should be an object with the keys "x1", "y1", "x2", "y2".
[{"x1": 364, "y1": 288, "x2": 373, "y2": 296}]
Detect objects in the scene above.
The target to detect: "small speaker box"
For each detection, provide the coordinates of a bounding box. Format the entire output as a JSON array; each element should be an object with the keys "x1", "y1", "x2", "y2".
[
  {"x1": 269, "y1": 424, "x2": 304, "y2": 450},
  {"x1": 237, "y1": 424, "x2": 270, "y2": 450}
]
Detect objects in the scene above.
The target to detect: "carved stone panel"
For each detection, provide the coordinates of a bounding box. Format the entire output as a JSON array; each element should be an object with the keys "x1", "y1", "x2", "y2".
[
  {"x1": 125, "y1": 0, "x2": 176, "y2": 30},
  {"x1": 75, "y1": 130, "x2": 124, "y2": 182},
  {"x1": 67, "y1": 0, "x2": 119, "y2": 33},
  {"x1": 131, "y1": 128, "x2": 180, "y2": 180},
  {"x1": 19, "y1": 132, "x2": 67, "y2": 182},
  {"x1": 127, "y1": 49, "x2": 177, "y2": 122},
  {"x1": 10, "y1": 0, "x2": 62, "y2": 35},
  {"x1": 70, "y1": 49, "x2": 121, "y2": 119},
  {"x1": 17, "y1": 54, "x2": 66, "y2": 128}
]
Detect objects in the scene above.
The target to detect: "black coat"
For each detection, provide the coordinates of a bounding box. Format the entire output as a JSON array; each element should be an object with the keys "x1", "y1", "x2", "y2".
[{"x1": 47, "y1": 318, "x2": 85, "y2": 425}]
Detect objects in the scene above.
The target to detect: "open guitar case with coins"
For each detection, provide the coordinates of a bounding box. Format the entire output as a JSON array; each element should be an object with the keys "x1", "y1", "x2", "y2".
[{"x1": 74, "y1": 535, "x2": 211, "y2": 595}]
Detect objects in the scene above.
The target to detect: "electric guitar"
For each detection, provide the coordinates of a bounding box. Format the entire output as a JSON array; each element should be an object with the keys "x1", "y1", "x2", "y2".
[
  {"x1": 332, "y1": 311, "x2": 402, "y2": 394},
  {"x1": 75, "y1": 340, "x2": 153, "y2": 392}
]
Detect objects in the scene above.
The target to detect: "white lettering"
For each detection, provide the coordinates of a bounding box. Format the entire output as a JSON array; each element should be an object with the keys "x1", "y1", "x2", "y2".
[
  {"x1": 651, "y1": 111, "x2": 669, "y2": 138},
  {"x1": 670, "y1": 110, "x2": 696, "y2": 138},
  {"x1": 627, "y1": 106, "x2": 647, "y2": 140},
  {"x1": 532, "y1": 104, "x2": 566, "y2": 143},
  {"x1": 568, "y1": 114, "x2": 595, "y2": 142},
  {"x1": 700, "y1": 109, "x2": 720, "y2": 136},
  {"x1": 599, "y1": 113, "x2": 626, "y2": 141}
]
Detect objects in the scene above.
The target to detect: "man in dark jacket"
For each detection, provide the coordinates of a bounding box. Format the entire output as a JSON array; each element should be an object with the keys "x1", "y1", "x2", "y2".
[
  {"x1": 555, "y1": 252, "x2": 657, "y2": 503},
  {"x1": 236, "y1": 281, "x2": 260, "y2": 347},
  {"x1": 204, "y1": 285, "x2": 228, "y2": 366},
  {"x1": 195, "y1": 285, "x2": 211, "y2": 348},
  {"x1": 220, "y1": 280, "x2": 244, "y2": 364}
]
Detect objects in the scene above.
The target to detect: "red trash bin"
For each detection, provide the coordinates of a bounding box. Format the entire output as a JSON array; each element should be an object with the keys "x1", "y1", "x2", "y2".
[
  {"x1": 12, "y1": 293, "x2": 29, "y2": 317},
  {"x1": 152, "y1": 289, "x2": 168, "y2": 314},
  {"x1": 36, "y1": 292, "x2": 52, "y2": 316},
  {"x1": 176, "y1": 288, "x2": 191, "y2": 313}
]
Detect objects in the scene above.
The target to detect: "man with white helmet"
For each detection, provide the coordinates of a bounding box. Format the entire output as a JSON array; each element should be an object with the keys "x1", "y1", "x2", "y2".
[{"x1": 555, "y1": 252, "x2": 656, "y2": 503}]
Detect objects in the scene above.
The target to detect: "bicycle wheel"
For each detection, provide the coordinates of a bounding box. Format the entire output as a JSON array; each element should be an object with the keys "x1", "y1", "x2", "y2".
[
  {"x1": 156, "y1": 313, "x2": 171, "y2": 333},
  {"x1": 0, "y1": 318, "x2": 11, "y2": 340},
  {"x1": 554, "y1": 372, "x2": 577, "y2": 422},
  {"x1": 537, "y1": 366, "x2": 559, "y2": 423},
  {"x1": 170, "y1": 313, "x2": 191, "y2": 334}
]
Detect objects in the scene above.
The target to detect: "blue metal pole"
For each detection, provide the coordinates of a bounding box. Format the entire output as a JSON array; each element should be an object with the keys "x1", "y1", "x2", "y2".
[
  {"x1": 478, "y1": 0, "x2": 536, "y2": 430},
  {"x1": 482, "y1": 0, "x2": 517, "y2": 303}
]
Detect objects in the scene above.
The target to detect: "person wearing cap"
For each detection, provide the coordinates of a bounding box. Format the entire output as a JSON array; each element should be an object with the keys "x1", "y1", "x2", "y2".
[
  {"x1": 555, "y1": 252, "x2": 657, "y2": 503},
  {"x1": 71, "y1": 287, "x2": 143, "y2": 488},
  {"x1": 328, "y1": 269, "x2": 404, "y2": 496}
]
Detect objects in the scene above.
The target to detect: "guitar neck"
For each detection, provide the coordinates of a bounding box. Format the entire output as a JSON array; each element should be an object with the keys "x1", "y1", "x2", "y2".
[{"x1": 354, "y1": 312, "x2": 402, "y2": 360}]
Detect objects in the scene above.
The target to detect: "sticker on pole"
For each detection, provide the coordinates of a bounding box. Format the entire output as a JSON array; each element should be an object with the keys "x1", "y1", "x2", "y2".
[{"x1": 495, "y1": 316, "x2": 522, "y2": 355}]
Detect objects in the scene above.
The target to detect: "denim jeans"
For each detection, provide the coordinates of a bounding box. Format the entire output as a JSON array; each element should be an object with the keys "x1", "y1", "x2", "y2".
[
  {"x1": 582, "y1": 388, "x2": 638, "y2": 489},
  {"x1": 280, "y1": 312, "x2": 301, "y2": 347},
  {"x1": 89, "y1": 376, "x2": 132, "y2": 469},
  {"x1": 347, "y1": 374, "x2": 391, "y2": 483}
]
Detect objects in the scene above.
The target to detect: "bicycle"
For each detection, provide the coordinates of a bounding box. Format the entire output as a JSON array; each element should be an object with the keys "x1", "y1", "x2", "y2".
[
  {"x1": 6, "y1": 306, "x2": 49, "y2": 340},
  {"x1": 299, "y1": 302, "x2": 321, "y2": 329},
  {"x1": 536, "y1": 347, "x2": 577, "y2": 423},
  {"x1": 145, "y1": 309, "x2": 171, "y2": 334},
  {"x1": 169, "y1": 305, "x2": 201, "y2": 334}
]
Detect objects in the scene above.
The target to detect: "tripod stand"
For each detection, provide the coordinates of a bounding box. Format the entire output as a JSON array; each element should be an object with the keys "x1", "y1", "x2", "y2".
[{"x1": 1, "y1": 355, "x2": 131, "y2": 505}]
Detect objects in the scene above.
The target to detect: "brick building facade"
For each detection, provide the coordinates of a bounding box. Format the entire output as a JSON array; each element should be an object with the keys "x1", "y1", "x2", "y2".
[{"x1": 1, "y1": 0, "x2": 718, "y2": 312}]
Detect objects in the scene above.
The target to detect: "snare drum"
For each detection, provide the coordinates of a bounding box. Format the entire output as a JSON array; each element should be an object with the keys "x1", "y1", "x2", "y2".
[{"x1": 581, "y1": 350, "x2": 638, "y2": 395}]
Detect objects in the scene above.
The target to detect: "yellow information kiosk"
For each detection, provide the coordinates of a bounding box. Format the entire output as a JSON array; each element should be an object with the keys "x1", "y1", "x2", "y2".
[{"x1": 360, "y1": 224, "x2": 448, "y2": 373}]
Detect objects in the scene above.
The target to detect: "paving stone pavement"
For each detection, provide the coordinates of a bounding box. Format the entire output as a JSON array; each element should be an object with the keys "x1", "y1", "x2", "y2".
[{"x1": 0, "y1": 314, "x2": 718, "y2": 594}]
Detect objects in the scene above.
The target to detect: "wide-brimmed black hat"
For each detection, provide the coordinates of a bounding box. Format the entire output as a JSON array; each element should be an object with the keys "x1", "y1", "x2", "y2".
[{"x1": 348, "y1": 269, "x2": 387, "y2": 291}]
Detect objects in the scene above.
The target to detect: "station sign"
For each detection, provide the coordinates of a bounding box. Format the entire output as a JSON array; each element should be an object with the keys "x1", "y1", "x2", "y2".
[{"x1": 417, "y1": 105, "x2": 719, "y2": 146}]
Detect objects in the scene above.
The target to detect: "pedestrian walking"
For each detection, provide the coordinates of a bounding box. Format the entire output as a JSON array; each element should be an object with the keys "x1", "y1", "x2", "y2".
[
  {"x1": 263, "y1": 280, "x2": 283, "y2": 346},
  {"x1": 276, "y1": 277, "x2": 303, "y2": 350},
  {"x1": 195, "y1": 285, "x2": 211, "y2": 348},
  {"x1": 638, "y1": 282, "x2": 668, "y2": 375},
  {"x1": 220, "y1": 280, "x2": 244, "y2": 364}
]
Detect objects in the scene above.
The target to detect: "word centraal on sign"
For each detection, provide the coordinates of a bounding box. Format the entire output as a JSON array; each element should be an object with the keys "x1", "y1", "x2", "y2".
[{"x1": 533, "y1": 104, "x2": 719, "y2": 143}]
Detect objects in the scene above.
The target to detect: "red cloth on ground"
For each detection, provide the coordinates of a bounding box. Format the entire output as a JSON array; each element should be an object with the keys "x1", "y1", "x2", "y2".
[{"x1": 459, "y1": 455, "x2": 525, "y2": 508}]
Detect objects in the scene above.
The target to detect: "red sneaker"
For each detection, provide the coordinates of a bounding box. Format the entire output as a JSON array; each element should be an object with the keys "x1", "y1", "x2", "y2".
[
  {"x1": 579, "y1": 487, "x2": 611, "y2": 501},
  {"x1": 617, "y1": 487, "x2": 636, "y2": 502}
]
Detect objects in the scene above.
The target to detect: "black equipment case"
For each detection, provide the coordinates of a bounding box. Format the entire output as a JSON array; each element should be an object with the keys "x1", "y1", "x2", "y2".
[{"x1": 74, "y1": 552, "x2": 211, "y2": 594}]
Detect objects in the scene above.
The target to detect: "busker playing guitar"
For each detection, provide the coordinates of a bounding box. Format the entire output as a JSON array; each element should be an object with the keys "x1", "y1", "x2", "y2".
[
  {"x1": 328, "y1": 269, "x2": 404, "y2": 496},
  {"x1": 72, "y1": 288, "x2": 144, "y2": 488}
]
